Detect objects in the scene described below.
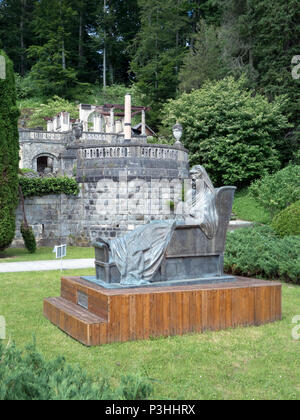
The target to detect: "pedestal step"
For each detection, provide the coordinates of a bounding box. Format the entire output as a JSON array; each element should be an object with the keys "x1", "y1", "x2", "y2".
[
  {"x1": 44, "y1": 297, "x2": 106, "y2": 346},
  {"x1": 44, "y1": 276, "x2": 282, "y2": 347}
]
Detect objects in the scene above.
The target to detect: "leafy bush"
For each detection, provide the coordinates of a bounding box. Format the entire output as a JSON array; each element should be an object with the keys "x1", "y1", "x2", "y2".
[
  {"x1": 0, "y1": 51, "x2": 20, "y2": 252},
  {"x1": 249, "y1": 165, "x2": 300, "y2": 217},
  {"x1": 19, "y1": 176, "x2": 79, "y2": 198},
  {"x1": 162, "y1": 77, "x2": 290, "y2": 187},
  {"x1": 271, "y1": 201, "x2": 300, "y2": 237},
  {"x1": 224, "y1": 225, "x2": 300, "y2": 284},
  {"x1": 20, "y1": 222, "x2": 37, "y2": 254},
  {"x1": 27, "y1": 96, "x2": 78, "y2": 130},
  {"x1": 0, "y1": 341, "x2": 153, "y2": 400}
]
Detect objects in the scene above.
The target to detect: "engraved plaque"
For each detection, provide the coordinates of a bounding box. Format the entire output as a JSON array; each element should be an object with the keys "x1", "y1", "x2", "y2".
[{"x1": 77, "y1": 291, "x2": 88, "y2": 310}]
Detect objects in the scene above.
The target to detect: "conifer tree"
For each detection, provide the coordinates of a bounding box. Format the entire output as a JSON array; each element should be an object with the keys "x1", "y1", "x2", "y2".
[
  {"x1": 0, "y1": 51, "x2": 20, "y2": 251},
  {"x1": 130, "y1": 0, "x2": 191, "y2": 128}
]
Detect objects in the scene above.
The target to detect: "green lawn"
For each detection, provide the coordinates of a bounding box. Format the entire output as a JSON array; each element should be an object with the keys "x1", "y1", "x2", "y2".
[
  {"x1": 0, "y1": 268, "x2": 299, "y2": 400},
  {"x1": 0, "y1": 246, "x2": 94, "y2": 263},
  {"x1": 233, "y1": 189, "x2": 271, "y2": 224}
]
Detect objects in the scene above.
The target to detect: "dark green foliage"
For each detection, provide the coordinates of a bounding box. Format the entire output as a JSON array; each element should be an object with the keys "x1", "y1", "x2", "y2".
[
  {"x1": 271, "y1": 201, "x2": 300, "y2": 238},
  {"x1": 224, "y1": 225, "x2": 300, "y2": 284},
  {"x1": 220, "y1": 0, "x2": 300, "y2": 163},
  {"x1": 19, "y1": 176, "x2": 79, "y2": 198},
  {"x1": 20, "y1": 222, "x2": 37, "y2": 254},
  {"x1": 249, "y1": 166, "x2": 300, "y2": 217},
  {"x1": 162, "y1": 77, "x2": 289, "y2": 187},
  {"x1": 130, "y1": 0, "x2": 191, "y2": 128},
  {"x1": 179, "y1": 20, "x2": 228, "y2": 93},
  {"x1": 0, "y1": 50, "x2": 20, "y2": 252},
  {"x1": 0, "y1": 340, "x2": 153, "y2": 400}
]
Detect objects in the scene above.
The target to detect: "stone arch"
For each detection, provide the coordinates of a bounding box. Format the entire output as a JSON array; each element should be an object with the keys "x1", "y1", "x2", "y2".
[{"x1": 33, "y1": 152, "x2": 58, "y2": 174}]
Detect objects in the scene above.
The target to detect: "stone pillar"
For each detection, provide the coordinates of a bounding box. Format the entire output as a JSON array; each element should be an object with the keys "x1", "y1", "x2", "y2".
[
  {"x1": 141, "y1": 109, "x2": 146, "y2": 136},
  {"x1": 115, "y1": 119, "x2": 122, "y2": 133},
  {"x1": 93, "y1": 114, "x2": 101, "y2": 132},
  {"x1": 124, "y1": 94, "x2": 132, "y2": 142},
  {"x1": 47, "y1": 120, "x2": 53, "y2": 132},
  {"x1": 100, "y1": 115, "x2": 104, "y2": 132},
  {"x1": 53, "y1": 116, "x2": 57, "y2": 131},
  {"x1": 61, "y1": 112, "x2": 70, "y2": 132},
  {"x1": 110, "y1": 107, "x2": 115, "y2": 133}
]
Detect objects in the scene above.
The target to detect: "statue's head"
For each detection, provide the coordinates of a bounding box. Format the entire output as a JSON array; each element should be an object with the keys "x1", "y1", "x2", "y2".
[
  {"x1": 190, "y1": 165, "x2": 205, "y2": 180},
  {"x1": 190, "y1": 165, "x2": 215, "y2": 192}
]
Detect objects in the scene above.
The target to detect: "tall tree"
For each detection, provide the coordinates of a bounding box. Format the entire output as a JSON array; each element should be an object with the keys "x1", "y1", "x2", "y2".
[
  {"x1": 0, "y1": 0, "x2": 36, "y2": 75},
  {"x1": 130, "y1": 0, "x2": 191, "y2": 128},
  {"x1": 178, "y1": 20, "x2": 227, "y2": 92},
  {"x1": 220, "y1": 0, "x2": 300, "y2": 162},
  {"x1": 92, "y1": 0, "x2": 141, "y2": 87},
  {"x1": 27, "y1": 0, "x2": 79, "y2": 97},
  {"x1": 0, "y1": 50, "x2": 20, "y2": 251}
]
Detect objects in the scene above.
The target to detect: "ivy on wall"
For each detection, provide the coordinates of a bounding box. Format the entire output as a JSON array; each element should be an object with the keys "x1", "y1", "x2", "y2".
[{"x1": 19, "y1": 176, "x2": 80, "y2": 198}]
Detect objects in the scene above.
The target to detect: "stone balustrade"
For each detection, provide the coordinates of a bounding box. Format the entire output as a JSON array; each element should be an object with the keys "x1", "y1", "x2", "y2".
[{"x1": 78, "y1": 144, "x2": 188, "y2": 162}]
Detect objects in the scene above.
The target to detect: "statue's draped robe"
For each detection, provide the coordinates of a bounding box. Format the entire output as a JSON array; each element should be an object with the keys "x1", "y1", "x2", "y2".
[
  {"x1": 187, "y1": 181, "x2": 219, "y2": 239},
  {"x1": 110, "y1": 220, "x2": 176, "y2": 285}
]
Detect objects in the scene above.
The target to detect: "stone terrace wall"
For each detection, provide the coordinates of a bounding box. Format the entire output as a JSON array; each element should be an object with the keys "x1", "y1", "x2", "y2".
[{"x1": 13, "y1": 178, "x2": 185, "y2": 247}]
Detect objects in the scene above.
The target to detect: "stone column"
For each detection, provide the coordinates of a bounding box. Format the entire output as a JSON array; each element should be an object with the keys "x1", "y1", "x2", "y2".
[
  {"x1": 93, "y1": 114, "x2": 101, "y2": 132},
  {"x1": 141, "y1": 109, "x2": 146, "y2": 136},
  {"x1": 47, "y1": 120, "x2": 53, "y2": 132},
  {"x1": 124, "y1": 94, "x2": 132, "y2": 142},
  {"x1": 115, "y1": 119, "x2": 122, "y2": 133},
  {"x1": 110, "y1": 107, "x2": 115, "y2": 133}
]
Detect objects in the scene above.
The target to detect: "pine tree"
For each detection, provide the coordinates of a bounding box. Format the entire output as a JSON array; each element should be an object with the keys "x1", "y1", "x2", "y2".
[
  {"x1": 130, "y1": 0, "x2": 191, "y2": 128},
  {"x1": 27, "y1": 0, "x2": 80, "y2": 97},
  {"x1": 92, "y1": 0, "x2": 140, "y2": 86},
  {"x1": 179, "y1": 20, "x2": 227, "y2": 92},
  {"x1": 0, "y1": 50, "x2": 20, "y2": 251},
  {"x1": 0, "y1": 0, "x2": 37, "y2": 75},
  {"x1": 220, "y1": 0, "x2": 300, "y2": 162}
]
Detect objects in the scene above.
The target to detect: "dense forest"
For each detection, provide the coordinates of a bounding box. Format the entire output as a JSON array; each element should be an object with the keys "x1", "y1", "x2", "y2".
[{"x1": 0, "y1": 0, "x2": 299, "y2": 157}]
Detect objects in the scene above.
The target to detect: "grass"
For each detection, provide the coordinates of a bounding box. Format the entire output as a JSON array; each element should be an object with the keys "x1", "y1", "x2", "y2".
[
  {"x1": 233, "y1": 189, "x2": 271, "y2": 224},
  {"x1": 0, "y1": 246, "x2": 94, "y2": 263},
  {"x1": 0, "y1": 268, "x2": 299, "y2": 400}
]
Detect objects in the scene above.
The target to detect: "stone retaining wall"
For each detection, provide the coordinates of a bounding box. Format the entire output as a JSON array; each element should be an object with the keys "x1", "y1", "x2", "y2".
[{"x1": 13, "y1": 178, "x2": 184, "y2": 247}]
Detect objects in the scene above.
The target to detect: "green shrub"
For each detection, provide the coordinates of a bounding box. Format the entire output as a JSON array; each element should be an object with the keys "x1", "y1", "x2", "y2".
[
  {"x1": 19, "y1": 176, "x2": 79, "y2": 198},
  {"x1": 27, "y1": 96, "x2": 78, "y2": 130},
  {"x1": 271, "y1": 201, "x2": 300, "y2": 237},
  {"x1": 20, "y1": 222, "x2": 37, "y2": 254},
  {"x1": 0, "y1": 51, "x2": 20, "y2": 252},
  {"x1": 224, "y1": 225, "x2": 300, "y2": 284},
  {"x1": 249, "y1": 165, "x2": 300, "y2": 217},
  {"x1": 162, "y1": 77, "x2": 290, "y2": 187},
  {"x1": 0, "y1": 340, "x2": 153, "y2": 401}
]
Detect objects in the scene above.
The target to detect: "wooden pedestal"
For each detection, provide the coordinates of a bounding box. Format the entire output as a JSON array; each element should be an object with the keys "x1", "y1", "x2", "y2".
[{"x1": 44, "y1": 276, "x2": 282, "y2": 347}]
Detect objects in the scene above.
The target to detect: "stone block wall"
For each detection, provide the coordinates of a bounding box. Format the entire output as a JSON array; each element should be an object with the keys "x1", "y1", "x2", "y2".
[{"x1": 13, "y1": 178, "x2": 185, "y2": 247}]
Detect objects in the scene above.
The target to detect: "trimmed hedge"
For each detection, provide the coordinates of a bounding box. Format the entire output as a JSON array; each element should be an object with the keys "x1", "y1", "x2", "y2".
[
  {"x1": 0, "y1": 340, "x2": 153, "y2": 400},
  {"x1": 19, "y1": 176, "x2": 79, "y2": 198},
  {"x1": 20, "y1": 222, "x2": 37, "y2": 253},
  {"x1": 249, "y1": 165, "x2": 300, "y2": 217},
  {"x1": 272, "y1": 201, "x2": 300, "y2": 237},
  {"x1": 224, "y1": 225, "x2": 300, "y2": 284},
  {"x1": 0, "y1": 51, "x2": 20, "y2": 251}
]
